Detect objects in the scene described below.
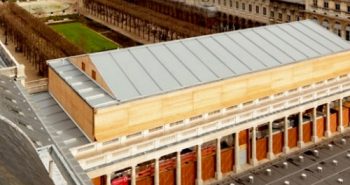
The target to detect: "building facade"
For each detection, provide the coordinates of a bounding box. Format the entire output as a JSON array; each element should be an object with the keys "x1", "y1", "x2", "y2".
[
  {"x1": 304, "y1": 0, "x2": 350, "y2": 40},
  {"x1": 188, "y1": 0, "x2": 350, "y2": 41}
]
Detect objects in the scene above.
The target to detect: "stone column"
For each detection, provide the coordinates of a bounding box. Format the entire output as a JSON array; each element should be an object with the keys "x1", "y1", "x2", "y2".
[
  {"x1": 154, "y1": 158, "x2": 160, "y2": 185},
  {"x1": 283, "y1": 117, "x2": 289, "y2": 154},
  {"x1": 196, "y1": 145, "x2": 203, "y2": 185},
  {"x1": 106, "y1": 174, "x2": 111, "y2": 185},
  {"x1": 235, "y1": 132, "x2": 241, "y2": 173},
  {"x1": 131, "y1": 165, "x2": 136, "y2": 185},
  {"x1": 338, "y1": 99, "x2": 344, "y2": 133},
  {"x1": 216, "y1": 138, "x2": 222, "y2": 180},
  {"x1": 298, "y1": 112, "x2": 304, "y2": 148},
  {"x1": 251, "y1": 127, "x2": 258, "y2": 166},
  {"x1": 267, "y1": 121, "x2": 275, "y2": 160},
  {"x1": 341, "y1": 28, "x2": 346, "y2": 40},
  {"x1": 325, "y1": 103, "x2": 332, "y2": 137},
  {"x1": 312, "y1": 107, "x2": 318, "y2": 143},
  {"x1": 176, "y1": 151, "x2": 181, "y2": 185}
]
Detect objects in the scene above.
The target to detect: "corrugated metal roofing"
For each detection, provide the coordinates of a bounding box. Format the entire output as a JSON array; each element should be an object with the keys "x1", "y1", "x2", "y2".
[
  {"x1": 49, "y1": 20, "x2": 350, "y2": 108},
  {"x1": 49, "y1": 59, "x2": 118, "y2": 108}
]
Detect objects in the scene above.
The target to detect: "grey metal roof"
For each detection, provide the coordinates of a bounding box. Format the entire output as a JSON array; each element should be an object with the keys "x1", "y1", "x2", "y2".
[
  {"x1": 0, "y1": 56, "x2": 6, "y2": 68},
  {"x1": 48, "y1": 58, "x2": 118, "y2": 108},
  {"x1": 0, "y1": 75, "x2": 51, "y2": 147},
  {"x1": 50, "y1": 20, "x2": 350, "y2": 107},
  {"x1": 0, "y1": 74, "x2": 92, "y2": 185},
  {"x1": 0, "y1": 117, "x2": 55, "y2": 185}
]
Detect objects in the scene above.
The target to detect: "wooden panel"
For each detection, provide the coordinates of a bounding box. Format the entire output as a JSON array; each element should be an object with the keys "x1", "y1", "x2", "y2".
[
  {"x1": 48, "y1": 68, "x2": 94, "y2": 140},
  {"x1": 273, "y1": 132, "x2": 283, "y2": 155},
  {"x1": 288, "y1": 127, "x2": 298, "y2": 148},
  {"x1": 92, "y1": 51, "x2": 350, "y2": 141},
  {"x1": 343, "y1": 106, "x2": 349, "y2": 127},
  {"x1": 181, "y1": 162, "x2": 196, "y2": 185},
  {"x1": 330, "y1": 112, "x2": 338, "y2": 133},
  {"x1": 221, "y1": 147, "x2": 234, "y2": 173},
  {"x1": 92, "y1": 176, "x2": 105, "y2": 185},
  {"x1": 317, "y1": 117, "x2": 325, "y2": 138},
  {"x1": 136, "y1": 177, "x2": 153, "y2": 185},
  {"x1": 303, "y1": 122, "x2": 312, "y2": 143},
  {"x1": 160, "y1": 169, "x2": 175, "y2": 185},
  {"x1": 202, "y1": 154, "x2": 215, "y2": 181},
  {"x1": 239, "y1": 130, "x2": 248, "y2": 145},
  {"x1": 256, "y1": 137, "x2": 267, "y2": 161}
]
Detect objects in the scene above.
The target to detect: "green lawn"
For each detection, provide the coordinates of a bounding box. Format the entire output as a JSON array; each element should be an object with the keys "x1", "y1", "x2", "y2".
[{"x1": 51, "y1": 22, "x2": 118, "y2": 53}]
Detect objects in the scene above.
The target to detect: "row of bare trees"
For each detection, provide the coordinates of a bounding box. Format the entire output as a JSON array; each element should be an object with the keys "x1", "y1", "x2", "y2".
[
  {"x1": 0, "y1": 3, "x2": 84, "y2": 76},
  {"x1": 82, "y1": 0, "x2": 213, "y2": 39},
  {"x1": 128, "y1": 0, "x2": 219, "y2": 29}
]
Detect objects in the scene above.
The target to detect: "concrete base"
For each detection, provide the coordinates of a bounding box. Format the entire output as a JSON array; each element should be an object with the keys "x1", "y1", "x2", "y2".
[
  {"x1": 215, "y1": 172, "x2": 223, "y2": 180},
  {"x1": 298, "y1": 141, "x2": 304, "y2": 148},
  {"x1": 267, "y1": 152, "x2": 275, "y2": 160},
  {"x1": 196, "y1": 179, "x2": 203, "y2": 185},
  {"x1": 312, "y1": 136, "x2": 318, "y2": 143},
  {"x1": 235, "y1": 165, "x2": 241, "y2": 174},
  {"x1": 283, "y1": 147, "x2": 289, "y2": 154},
  {"x1": 250, "y1": 158, "x2": 259, "y2": 166},
  {"x1": 338, "y1": 125, "x2": 345, "y2": 133},
  {"x1": 325, "y1": 130, "x2": 332, "y2": 138}
]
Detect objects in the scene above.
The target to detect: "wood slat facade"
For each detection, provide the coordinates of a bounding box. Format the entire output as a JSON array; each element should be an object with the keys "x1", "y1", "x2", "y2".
[{"x1": 48, "y1": 46, "x2": 350, "y2": 141}]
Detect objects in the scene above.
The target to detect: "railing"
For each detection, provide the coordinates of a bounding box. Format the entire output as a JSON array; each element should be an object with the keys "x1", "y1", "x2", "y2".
[
  {"x1": 308, "y1": 5, "x2": 350, "y2": 18},
  {"x1": 0, "y1": 66, "x2": 17, "y2": 77},
  {"x1": 71, "y1": 75, "x2": 350, "y2": 172},
  {"x1": 0, "y1": 41, "x2": 19, "y2": 67},
  {"x1": 25, "y1": 78, "x2": 48, "y2": 94}
]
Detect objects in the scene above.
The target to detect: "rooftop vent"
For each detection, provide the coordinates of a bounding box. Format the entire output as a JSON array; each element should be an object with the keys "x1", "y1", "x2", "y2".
[
  {"x1": 300, "y1": 173, "x2": 307, "y2": 179},
  {"x1": 338, "y1": 178, "x2": 344, "y2": 184},
  {"x1": 332, "y1": 160, "x2": 338, "y2": 166},
  {"x1": 248, "y1": 175, "x2": 254, "y2": 183},
  {"x1": 346, "y1": 153, "x2": 350, "y2": 158},
  {"x1": 341, "y1": 138, "x2": 347, "y2": 145},
  {"x1": 298, "y1": 156, "x2": 304, "y2": 162},
  {"x1": 266, "y1": 168, "x2": 272, "y2": 176},
  {"x1": 328, "y1": 144, "x2": 333, "y2": 150}
]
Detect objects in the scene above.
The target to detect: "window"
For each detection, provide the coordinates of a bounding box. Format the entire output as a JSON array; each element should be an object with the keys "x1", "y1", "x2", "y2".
[
  {"x1": 81, "y1": 62, "x2": 85, "y2": 71},
  {"x1": 348, "y1": 6, "x2": 350, "y2": 13},
  {"x1": 263, "y1": 7, "x2": 267, "y2": 15},
  {"x1": 271, "y1": 11, "x2": 274, "y2": 18},
  {"x1": 230, "y1": 0, "x2": 233, "y2": 7},
  {"x1": 256, "y1": 6, "x2": 259, "y2": 13},
  {"x1": 92, "y1": 70, "x2": 96, "y2": 80},
  {"x1": 313, "y1": 0, "x2": 317, "y2": 6},
  {"x1": 278, "y1": 13, "x2": 282, "y2": 20},
  {"x1": 287, "y1": 15, "x2": 291, "y2": 22},
  {"x1": 223, "y1": 0, "x2": 226, "y2": 6},
  {"x1": 249, "y1": 4, "x2": 252, "y2": 12},
  {"x1": 242, "y1": 3, "x2": 245, "y2": 10},
  {"x1": 324, "y1": 1, "x2": 328, "y2": 8},
  {"x1": 236, "y1": 1, "x2": 239, "y2": 9},
  {"x1": 335, "y1": 3, "x2": 340, "y2": 11}
]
